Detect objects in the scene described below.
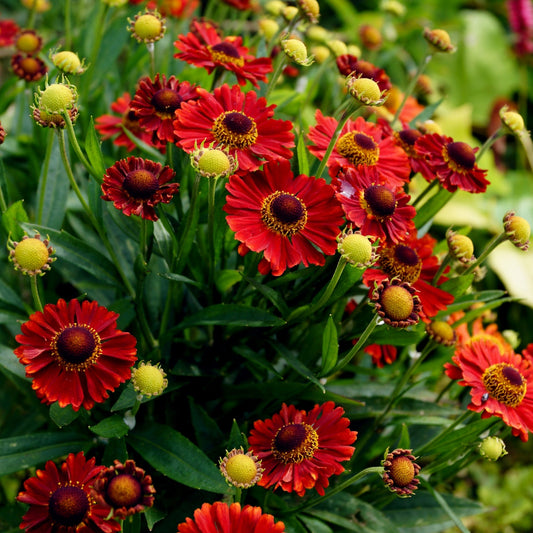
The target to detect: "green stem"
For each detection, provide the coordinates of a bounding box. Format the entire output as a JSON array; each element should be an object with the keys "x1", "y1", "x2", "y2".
[
  {"x1": 422, "y1": 480, "x2": 471, "y2": 533},
  {"x1": 475, "y1": 128, "x2": 505, "y2": 162},
  {"x1": 37, "y1": 129, "x2": 55, "y2": 225},
  {"x1": 63, "y1": 111, "x2": 100, "y2": 181},
  {"x1": 412, "y1": 178, "x2": 439, "y2": 208},
  {"x1": 207, "y1": 177, "x2": 218, "y2": 296},
  {"x1": 264, "y1": 53, "x2": 288, "y2": 101},
  {"x1": 517, "y1": 129, "x2": 533, "y2": 172},
  {"x1": 30, "y1": 275, "x2": 43, "y2": 312},
  {"x1": 64, "y1": 0, "x2": 72, "y2": 49},
  {"x1": 26, "y1": 0, "x2": 38, "y2": 28},
  {"x1": 0, "y1": 159, "x2": 9, "y2": 213},
  {"x1": 431, "y1": 252, "x2": 452, "y2": 286},
  {"x1": 462, "y1": 232, "x2": 508, "y2": 277}
]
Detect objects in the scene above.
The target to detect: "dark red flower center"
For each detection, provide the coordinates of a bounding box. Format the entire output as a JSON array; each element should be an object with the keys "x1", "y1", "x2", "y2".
[
  {"x1": 123, "y1": 169, "x2": 160, "y2": 199},
  {"x1": 48, "y1": 485, "x2": 90, "y2": 527},
  {"x1": 482, "y1": 362, "x2": 527, "y2": 407},
  {"x1": 272, "y1": 422, "x2": 319, "y2": 464},
  {"x1": 55, "y1": 326, "x2": 98, "y2": 365},
  {"x1": 209, "y1": 41, "x2": 245, "y2": 66},
  {"x1": 363, "y1": 185, "x2": 396, "y2": 218},
  {"x1": 211, "y1": 41, "x2": 241, "y2": 59},
  {"x1": 20, "y1": 56, "x2": 42, "y2": 75},
  {"x1": 212, "y1": 111, "x2": 258, "y2": 148},
  {"x1": 224, "y1": 112, "x2": 253, "y2": 134},
  {"x1": 398, "y1": 128, "x2": 421, "y2": 147},
  {"x1": 337, "y1": 131, "x2": 380, "y2": 166},
  {"x1": 445, "y1": 141, "x2": 476, "y2": 170},
  {"x1": 106, "y1": 474, "x2": 142, "y2": 509},
  {"x1": 151, "y1": 88, "x2": 182, "y2": 115},
  {"x1": 261, "y1": 191, "x2": 308, "y2": 237},
  {"x1": 380, "y1": 244, "x2": 422, "y2": 284}
]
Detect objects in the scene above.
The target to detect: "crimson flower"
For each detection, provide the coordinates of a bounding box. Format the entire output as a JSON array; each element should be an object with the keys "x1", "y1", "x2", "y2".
[
  {"x1": 414, "y1": 133, "x2": 490, "y2": 193},
  {"x1": 174, "y1": 84, "x2": 294, "y2": 173},
  {"x1": 102, "y1": 156, "x2": 179, "y2": 221},
  {"x1": 336, "y1": 55, "x2": 392, "y2": 92},
  {"x1": 0, "y1": 18, "x2": 20, "y2": 47},
  {"x1": 14, "y1": 299, "x2": 137, "y2": 411},
  {"x1": 224, "y1": 158, "x2": 344, "y2": 276},
  {"x1": 507, "y1": 0, "x2": 533, "y2": 56},
  {"x1": 11, "y1": 53, "x2": 48, "y2": 82},
  {"x1": 445, "y1": 340, "x2": 533, "y2": 442},
  {"x1": 174, "y1": 20, "x2": 271, "y2": 87},
  {"x1": 308, "y1": 110, "x2": 410, "y2": 186},
  {"x1": 248, "y1": 401, "x2": 357, "y2": 496},
  {"x1": 130, "y1": 74, "x2": 199, "y2": 143},
  {"x1": 17, "y1": 451, "x2": 120, "y2": 533}
]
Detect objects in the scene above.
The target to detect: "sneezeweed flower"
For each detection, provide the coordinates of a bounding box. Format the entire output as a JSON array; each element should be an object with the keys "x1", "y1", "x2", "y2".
[
  {"x1": 14, "y1": 298, "x2": 137, "y2": 411},
  {"x1": 8, "y1": 233, "x2": 55, "y2": 276},
  {"x1": 128, "y1": 9, "x2": 166, "y2": 43},
  {"x1": 359, "y1": 24, "x2": 383, "y2": 51},
  {"x1": 445, "y1": 339, "x2": 533, "y2": 441},
  {"x1": 248, "y1": 401, "x2": 357, "y2": 496},
  {"x1": 102, "y1": 156, "x2": 179, "y2": 221},
  {"x1": 446, "y1": 228, "x2": 475, "y2": 264},
  {"x1": 21, "y1": 0, "x2": 51, "y2": 11},
  {"x1": 337, "y1": 228, "x2": 377, "y2": 268},
  {"x1": 14, "y1": 29, "x2": 42, "y2": 54},
  {"x1": 258, "y1": 18, "x2": 279, "y2": 40},
  {"x1": 371, "y1": 277, "x2": 421, "y2": 328},
  {"x1": 426, "y1": 320, "x2": 456, "y2": 346},
  {"x1": 177, "y1": 502, "x2": 286, "y2": 533},
  {"x1": 479, "y1": 436, "x2": 508, "y2": 461},
  {"x1": 0, "y1": 18, "x2": 20, "y2": 47},
  {"x1": 51, "y1": 50, "x2": 87, "y2": 75},
  {"x1": 35, "y1": 79, "x2": 78, "y2": 116},
  {"x1": 190, "y1": 142, "x2": 238, "y2": 179},
  {"x1": 11, "y1": 53, "x2": 47, "y2": 82},
  {"x1": 174, "y1": 20, "x2": 272, "y2": 88},
  {"x1": 219, "y1": 448, "x2": 263, "y2": 488},
  {"x1": 130, "y1": 74, "x2": 199, "y2": 143},
  {"x1": 327, "y1": 38, "x2": 348, "y2": 57},
  {"x1": 151, "y1": 0, "x2": 199, "y2": 18},
  {"x1": 282, "y1": 5, "x2": 299, "y2": 21},
  {"x1": 499, "y1": 105, "x2": 526, "y2": 135},
  {"x1": 224, "y1": 158, "x2": 344, "y2": 276},
  {"x1": 503, "y1": 210, "x2": 530, "y2": 251},
  {"x1": 17, "y1": 452, "x2": 120, "y2": 533},
  {"x1": 336, "y1": 56, "x2": 392, "y2": 93},
  {"x1": 93, "y1": 459, "x2": 155, "y2": 519},
  {"x1": 281, "y1": 38, "x2": 314, "y2": 66},
  {"x1": 382, "y1": 448, "x2": 421, "y2": 497},
  {"x1": 32, "y1": 103, "x2": 78, "y2": 129},
  {"x1": 346, "y1": 75, "x2": 388, "y2": 106},
  {"x1": 389, "y1": 126, "x2": 433, "y2": 180},
  {"x1": 175, "y1": 84, "x2": 294, "y2": 174},
  {"x1": 223, "y1": 0, "x2": 257, "y2": 9},
  {"x1": 423, "y1": 27, "x2": 456, "y2": 53},
  {"x1": 413, "y1": 133, "x2": 490, "y2": 193},
  {"x1": 296, "y1": 0, "x2": 320, "y2": 24},
  {"x1": 131, "y1": 361, "x2": 168, "y2": 397},
  {"x1": 378, "y1": 85, "x2": 425, "y2": 124},
  {"x1": 364, "y1": 343, "x2": 398, "y2": 367},
  {"x1": 265, "y1": 0, "x2": 285, "y2": 16}
]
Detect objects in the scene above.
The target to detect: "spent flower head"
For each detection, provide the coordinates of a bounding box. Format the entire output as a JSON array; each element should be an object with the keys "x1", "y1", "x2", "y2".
[
  {"x1": 131, "y1": 361, "x2": 168, "y2": 398},
  {"x1": 426, "y1": 320, "x2": 456, "y2": 347},
  {"x1": 15, "y1": 29, "x2": 43, "y2": 54},
  {"x1": 382, "y1": 448, "x2": 421, "y2": 497},
  {"x1": 129, "y1": 10, "x2": 166, "y2": 43},
  {"x1": 35, "y1": 79, "x2": 78, "y2": 115},
  {"x1": 219, "y1": 448, "x2": 264, "y2": 488},
  {"x1": 371, "y1": 278, "x2": 421, "y2": 328},
  {"x1": 8, "y1": 233, "x2": 55, "y2": 276},
  {"x1": 503, "y1": 211, "x2": 530, "y2": 251}
]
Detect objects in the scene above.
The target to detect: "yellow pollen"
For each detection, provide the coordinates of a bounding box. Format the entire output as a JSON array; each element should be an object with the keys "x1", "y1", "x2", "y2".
[
  {"x1": 272, "y1": 423, "x2": 319, "y2": 464},
  {"x1": 337, "y1": 131, "x2": 380, "y2": 166},
  {"x1": 211, "y1": 111, "x2": 258, "y2": 149},
  {"x1": 14, "y1": 238, "x2": 49, "y2": 272},
  {"x1": 261, "y1": 191, "x2": 308, "y2": 237},
  {"x1": 482, "y1": 362, "x2": 527, "y2": 407},
  {"x1": 225, "y1": 454, "x2": 258, "y2": 485},
  {"x1": 208, "y1": 45, "x2": 244, "y2": 67},
  {"x1": 380, "y1": 285, "x2": 414, "y2": 321}
]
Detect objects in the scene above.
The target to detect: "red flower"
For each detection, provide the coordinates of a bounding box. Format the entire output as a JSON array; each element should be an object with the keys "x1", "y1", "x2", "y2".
[
  {"x1": 95, "y1": 92, "x2": 164, "y2": 152},
  {"x1": 507, "y1": 0, "x2": 533, "y2": 56},
  {"x1": 11, "y1": 53, "x2": 48, "y2": 82},
  {"x1": 414, "y1": 133, "x2": 490, "y2": 193},
  {"x1": 334, "y1": 165, "x2": 416, "y2": 244},
  {"x1": 17, "y1": 452, "x2": 121, "y2": 533},
  {"x1": 364, "y1": 343, "x2": 398, "y2": 367},
  {"x1": 222, "y1": 0, "x2": 257, "y2": 9},
  {"x1": 224, "y1": 159, "x2": 344, "y2": 276},
  {"x1": 102, "y1": 156, "x2": 179, "y2": 221},
  {"x1": 14, "y1": 299, "x2": 137, "y2": 411},
  {"x1": 308, "y1": 110, "x2": 410, "y2": 186},
  {"x1": 174, "y1": 20, "x2": 271, "y2": 87},
  {"x1": 0, "y1": 18, "x2": 20, "y2": 47},
  {"x1": 379, "y1": 86, "x2": 425, "y2": 124},
  {"x1": 152, "y1": 0, "x2": 199, "y2": 17},
  {"x1": 444, "y1": 340, "x2": 533, "y2": 442},
  {"x1": 130, "y1": 74, "x2": 199, "y2": 143},
  {"x1": 336, "y1": 55, "x2": 392, "y2": 92},
  {"x1": 248, "y1": 401, "x2": 357, "y2": 496},
  {"x1": 177, "y1": 502, "x2": 285, "y2": 533},
  {"x1": 363, "y1": 231, "x2": 454, "y2": 320},
  {"x1": 174, "y1": 84, "x2": 294, "y2": 173}
]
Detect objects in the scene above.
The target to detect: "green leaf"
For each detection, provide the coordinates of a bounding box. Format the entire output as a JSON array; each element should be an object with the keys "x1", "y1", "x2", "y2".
[
  {"x1": 111, "y1": 383, "x2": 138, "y2": 412},
  {"x1": 129, "y1": 423, "x2": 228, "y2": 493},
  {"x1": 439, "y1": 273, "x2": 475, "y2": 298},
  {"x1": 0, "y1": 432, "x2": 91, "y2": 475},
  {"x1": 158, "y1": 271, "x2": 203, "y2": 288},
  {"x1": 50, "y1": 403, "x2": 80, "y2": 428},
  {"x1": 215, "y1": 269, "x2": 242, "y2": 293},
  {"x1": 320, "y1": 315, "x2": 339, "y2": 376},
  {"x1": 226, "y1": 419, "x2": 247, "y2": 450},
  {"x1": 297, "y1": 132, "x2": 310, "y2": 176},
  {"x1": 414, "y1": 188, "x2": 453, "y2": 230},
  {"x1": 3, "y1": 200, "x2": 29, "y2": 241},
  {"x1": 188, "y1": 397, "x2": 225, "y2": 455},
  {"x1": 243, "y1": 275, "x2": 289, "y2": 317},
  {"x1": 0, "y1": 344, "x2": 28, "y2": 380},
  {"x1": 144, "y1": 507, "x2": 166, "y2": 531},
  {"x1": 178, "y1": 304, "x2": 285, "y2": 328},
  {"x1": 85, "y1": 117, "x2": 106, "y2": 179},
  {"x1": 89, "y1": 415, "x2": 130, "y2": 438}
]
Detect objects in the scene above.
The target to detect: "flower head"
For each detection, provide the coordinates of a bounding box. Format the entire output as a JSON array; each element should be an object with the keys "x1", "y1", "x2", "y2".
[
  {"x1": 129, "y1": 10, "x2": 166, "y2": 43},
  {"x1": 371, "y1": 278, "x2": 421, "y2": 328},
  {"x1": 102, "y1": 156, "x2": 179, "y2": 221},
  {"x1": 0, "y1": 122, "x2": 5, "y2": 145},
  {"x1": 337, "y1": 228, "x2": 377, "y2": 268},
  {"x1": 15, "y1": 298, "x2": 137, "y2": 411},
  {"x1": 219, "y1": 448, "x2": 263, "y2": 488},
  {"x1": 32, "y1": 103, "x2": 79, "y2": 128},
  {"x1": 446, "y1": 228, "x2": 475, "y2": 264},
  {"x1": 423, "y1": 27, "x2": 456, "y2": 53},
  {"x1": 52, "y1": 50, "x2": 87, "y2": 75},
  {"x1": 297, "y1": 0, "x2": 320, "y2": 23},
  {"x1": 426, "y1": 320, "x2": 456, "y2": 346},
  {"x1": 479, "y1": 436, "x2": 508, "y2": 461},
  {"x1": 503, "y1": 210, "x2": 530, "y2": 251},
  {"x1": 281, "y1": 38, "x2": 314, "y2": 66},
  {"x1": 382, "y1": 448, "x2": 421, "y2": 497},
  {"x1": 131, "y1": 361, "x2": 168, "y2": 397},
  {"x1": 191, "y1": 142, "x2": 238, "y2": 178},
  {"x1": 35, "y1": 80, "x2": 78, "y2": 115},
  {"x1": 346, "y1": 75, "x2": 388, "y2": 106},
  {"x1": 8, "y1": 233, "x2": 55, "y2": 276},
  {"x1": 177, "y1": 502, "x2": 285, "y2": 533},
  {"x1": 359, "y1": 24, "x2": 383, "y2": 51},
  {"x1": 17, "y1": 452, "x2": 120, "y2": 533},
  {"x1": 21, "y1": 0, "x2": 50, "y2": 11},
  {"x1": 93, "y1": 459, "x2": 155, "y2": 519},
  {"x1": 248, "y1": 401, "x2": 357, "y2": 496},
  {"x1": 15, "y1": 29, "x2": 43, "y2": 54},
  {"x1": 224, "y1": 159, "x2": 344, "y2": 276},
  {"x1": 0, "y1": 18, "x2": 20, "y2": 47},
  {"x1": 11, "y1": 53, "x2": 47, "y2": 82}
]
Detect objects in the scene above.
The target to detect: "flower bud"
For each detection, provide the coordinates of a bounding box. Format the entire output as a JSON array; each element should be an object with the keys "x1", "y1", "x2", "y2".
[
  {"x1": 131, "y1": 361, "x2": 168, "y2": 398},
  {"x1": 479, "y1": 436, "x2": 507, "y2": 461},
  {"x1": 423, "y1": 28, "x2": 456, "y2": 53},
  {"x1": 129, "y1": 10, "x2": 166, "y2": 43},
  {"x1": 503, "y1": 211, "x2": 530, "y2": 251},
  {"x1": 282, "y1": 38, "x2": 314, "y2": 65}
]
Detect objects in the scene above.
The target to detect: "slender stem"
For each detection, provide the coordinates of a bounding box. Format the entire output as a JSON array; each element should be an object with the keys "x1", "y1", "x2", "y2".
[
  {"x1": 422, "y1": 480, "x2": 470, "y2": 533},
  {"x1": 475, "y1": 128, "x2": 505, "y2": 162},
  {"x1": 462, "y1": 232, "x2": 507, "y2": 276},
  {"x1": 63, "y1": 111, "x2": 100, "y2": 181},
  {"x1": 207, "y1": 177, "x2": 218, "y2": 296},
  {"x1": 412, "y1": 178, "x2": 439, "y2": 208},
  {"x1": 37, "y1": 129, "x2": 55, "y2": 225},
  {"x1": 233, "y1": 488, "x2": 242, "y2": 505},
  {"x1": 264, "y1": 53, "x2": 288, "y2": 101},
  {"x1": 517, "y1": 129, "x2": 533, "y2": 172},
  {"x1": 147, "y1": 42, "x2": 155, "y2": 79},
  {"x1": 64, "y1": 0, "x2": 72, "y2": 49},
  {"x1": 30, "y1": 275, "x2": 43, "y2": 312},
  {"x1": 431, "y1": 252, "x2": 451, "y2": 286},
  {"x1": 26, "y1": 0, "x2": 38, "y2": 29},
  {"x1": 0, "y1": 159, "x2": 9, "y2": 213}
]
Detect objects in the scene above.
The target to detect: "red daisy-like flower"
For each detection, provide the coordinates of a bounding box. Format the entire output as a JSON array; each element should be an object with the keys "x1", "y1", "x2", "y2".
[
  {"x1": 95, "y1": 92, "x2": 165, "y2": 153},
  {"x1": 14, "y1": 299, "x2": 137, "y2": 412},
  {"x1": 248, "y1": 401, "x2": 357, "y2": 496},
  {"x1": 148, "y1": 0, "x2": 199, "y2": 17},
  {"x1": 224, "y1": 158, "x2": 344, "y2": 276},
  {"x1": 336, "y1": 55, "x2": 392, "y2": 92},
  {"x1": 365, "y1": 343, "x2": 398, "y2": 367},
  {"x1": 178, "y1": 502, "x2": 285, "y2": 533},
  {"x1": 174, "y1": 20, "x2": 272, "y2": 88},
  {"x1": 414, "y1": 133, "x2": 490, "y2": 193},
  {"x1": 174, "y1": 84, "x2": 294, "y2": 173},
  {"x1": 102, "y1": 156, "x2": 179, "y2": 221},
  {"x1": 11, "y1": 53, "x2": 48, "y2": 82},
  {"x1": 334, "y1": 165, "x2": 416, "y2": 244},
  {"x1": 17, "y1": 452, "x2": 121, "y2": 533},
  {"x1": 308, "y1": 110, "x2": 410, "y2": 186},
  {"x1": 363, "y1": 231, "x2": 454, "y2": 320},
  {"x1": 444, "y1": 339, "x2": 533, "y2": 442},
  {"x1": 0, "y1": 18, "x2": 20, "y2": 47},
  {"x1": 130, "y1": 74, "x2": 199, "y2": 143}
]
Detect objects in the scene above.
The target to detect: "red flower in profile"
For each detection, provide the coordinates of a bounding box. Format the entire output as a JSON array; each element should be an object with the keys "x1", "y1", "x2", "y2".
[
  {"x1": 17, "y1": 452, "x2": 120, "y2": 533},
  {"x1": 95, "y1": 92, "x2": 164, "y2": 152},
  {"x1": 15, "y1": 299, "x2": 137, "y2": 411},
  {"x1": 445, "y1": 340, "x2": 533, "y2": 442},
  {"x1": 334, "y1": 165, "x2": 415, "y2": 244},
  {"x1": 414, "y1": 133, "x2": 490, "y2": 193},
  {"x1": 363, "y1": 231, "x2": 454, "y2": 320},
  {"x1": 174, "y1": 84, "x2": 294, "y2": 173},
  {"x1": 308, "y1": 110, "x2": 410, "y2": 186},
  {"x1": 177, "y1": 502, "x2": 285, "y2": 533},
  {"x1": 130, "y1": 74, "x2": 199, "y2": 143},
  {"x1": 365, "y1": 343, "x2": 398, "y2": 367},
  {"x1": 102, "y1": 156, "x2": 179, "y2": 221},
  {"x1": 174, "y1": 20, "x2": 272, "y2": 88},
  {"x1": 248, "y1": 402, "x2": 357, "y2": 496},
  {"x1": 224, "y1": 159, "x2": 344, "y2": 276},
  {"x1": 0, "y1": 18, "x2": 20, "y2": 47}
]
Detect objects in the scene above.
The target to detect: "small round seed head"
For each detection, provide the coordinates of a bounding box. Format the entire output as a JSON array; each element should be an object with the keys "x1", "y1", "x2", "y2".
[
  {"x1": 52, "y1": 51, "x2": 86, "y2": 75},
  {"x1": 503, "y1": 211, "x2": 530, "y2": 251},
  {"x1": 479, "y1": 436, "x2": 507, "y2": 461}
]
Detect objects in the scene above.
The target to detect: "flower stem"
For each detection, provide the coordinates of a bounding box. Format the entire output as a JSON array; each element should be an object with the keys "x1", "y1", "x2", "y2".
[
  {"x1": 265, "y1": 53, "x2": 288, "y2": 101},
  {"x1": 431, "y1": 252, "x2": 452, "y2": 285},
  {"x1": 412, "y1": 178, "x2": 439, "y2": 208},
  {"x1": 462, "y1": 232, "x2": 508, "y2": 276},
  {"x1": 64, "y1": 0, "x2": 72, "y2": 49},
  {"x1": 207, "y1": 177, "x2": 218, "y2": 296},
  {"x1": 30, "y1": 275, "x2": 43, "y2": 312},
  {"x1": 475, "y1": 127, "x2": 505, "y2": 162},
  {"x1": 36, "y1": 129, "x2": 55, "y2": 225},
  {"x1": 63, "y1": 111, "x2": 100, "y2": 181}
]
